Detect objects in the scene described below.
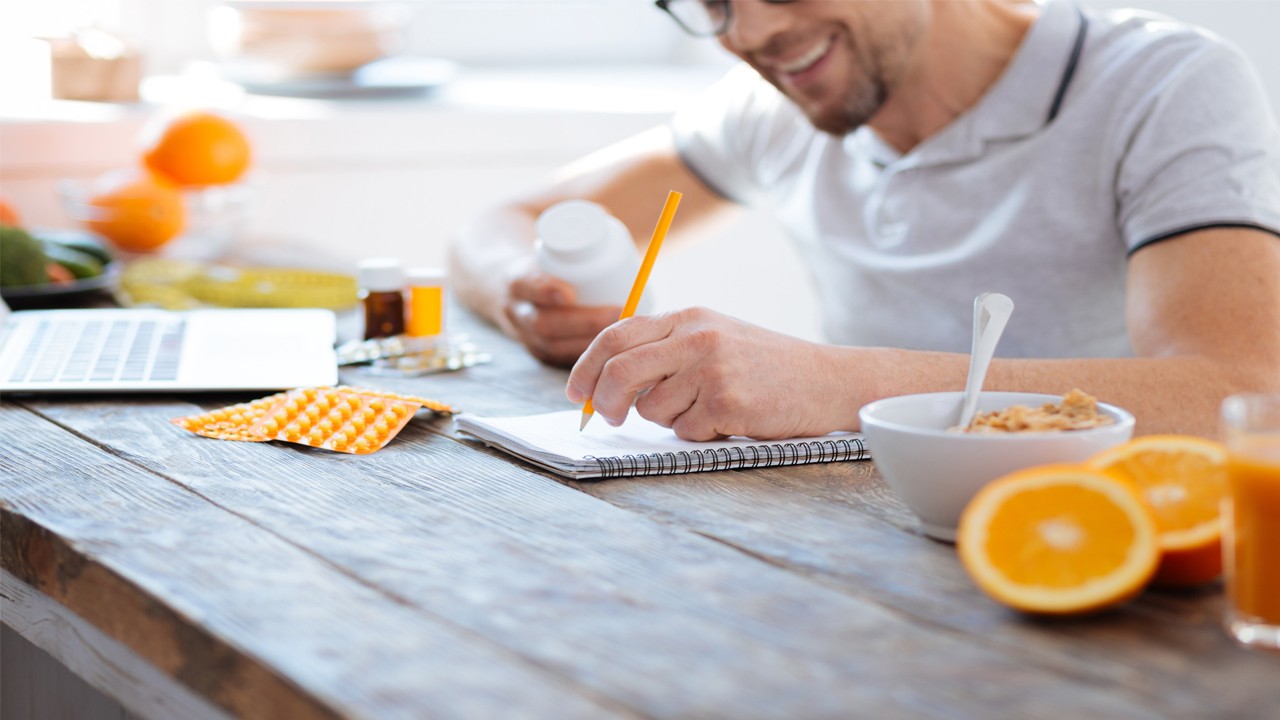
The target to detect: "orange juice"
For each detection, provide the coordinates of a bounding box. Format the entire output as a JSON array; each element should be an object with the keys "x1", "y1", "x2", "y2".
[{"x1": 1224, "y1": 438, "x2": 1280, "y2": 627}]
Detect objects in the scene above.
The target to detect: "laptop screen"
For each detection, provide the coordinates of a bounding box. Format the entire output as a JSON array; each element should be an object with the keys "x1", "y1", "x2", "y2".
[{"x1": 0, "y1": 307, "x2": 338, "y2": 394}]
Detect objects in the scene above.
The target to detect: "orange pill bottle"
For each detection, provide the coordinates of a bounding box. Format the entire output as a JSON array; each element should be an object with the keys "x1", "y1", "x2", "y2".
[{"x1": 406, "y1": 267, "x2": 446, "y2": 338}]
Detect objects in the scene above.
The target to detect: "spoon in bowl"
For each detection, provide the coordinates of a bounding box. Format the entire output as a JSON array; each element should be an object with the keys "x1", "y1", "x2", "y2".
[{"x1": 956, "y1": 292, "x2": 1015, "y2": 429}]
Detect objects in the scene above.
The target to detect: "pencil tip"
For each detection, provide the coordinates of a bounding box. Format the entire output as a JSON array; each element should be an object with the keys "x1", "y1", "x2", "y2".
[{"x1": 579, "y1": 411, "x2": 592, "y2": 432}]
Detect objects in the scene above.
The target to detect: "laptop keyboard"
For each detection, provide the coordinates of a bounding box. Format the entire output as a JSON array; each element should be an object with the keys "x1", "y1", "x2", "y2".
[{"x1": 8, "y1": 318, "x2": 186, "y2": 385}]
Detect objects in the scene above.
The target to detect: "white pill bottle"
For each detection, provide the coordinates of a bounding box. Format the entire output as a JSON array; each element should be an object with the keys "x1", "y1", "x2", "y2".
[{"x1": 534, "y1": 199, "x2": 653, "y2": 313}]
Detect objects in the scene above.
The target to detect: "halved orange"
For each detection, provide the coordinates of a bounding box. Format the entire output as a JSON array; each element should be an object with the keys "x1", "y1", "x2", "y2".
[
  {"x1": 957, "y1": 465, "x2": 1160, "y2": 615},
  {"x1": 1088, "y1": 435, "x2": 1228, "y2": 587}
]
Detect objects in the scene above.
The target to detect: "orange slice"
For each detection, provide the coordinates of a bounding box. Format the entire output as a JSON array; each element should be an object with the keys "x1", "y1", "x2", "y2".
[
  {"x1": 1088, "y1": 435, "x2": 1228, "y2": 587},
  {"x1": 957, "y1": 465, "x2": 1160, "y2": 615}
]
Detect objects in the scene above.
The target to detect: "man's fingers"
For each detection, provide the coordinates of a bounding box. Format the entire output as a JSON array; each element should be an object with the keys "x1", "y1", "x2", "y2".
[
  {"x1": 568, "y1": 313, "x2": 684, "y2": 418},
  {"x1": 633, "y1": 373, "x2": 698, "y2": 429},
  {"x1": 505, "y1": 300, "x2": 618, "y2": 338},
  {"x1": 504, "y1": 302, "x2": 604, "y2": 367},
  {"x1": 509, "y1": 273, "x2": 576, "y2": 306},
  {"x1": 669, "y1": 403, "x2": 730, "y2": 442}
]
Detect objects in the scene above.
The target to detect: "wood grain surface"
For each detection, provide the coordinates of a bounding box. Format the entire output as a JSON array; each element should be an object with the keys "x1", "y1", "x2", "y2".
[{"x1": 3, "y1": 310, "x2": 1278, "y2": 719}]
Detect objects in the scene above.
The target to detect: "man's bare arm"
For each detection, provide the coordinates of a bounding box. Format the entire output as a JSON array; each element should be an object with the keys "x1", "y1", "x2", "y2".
[
  {"x1": 448, "y1": 126, "x2": 735, "y2": 365},
  {"x1": 570, "y1": 227, "x2": 1280, "y2": 439}
]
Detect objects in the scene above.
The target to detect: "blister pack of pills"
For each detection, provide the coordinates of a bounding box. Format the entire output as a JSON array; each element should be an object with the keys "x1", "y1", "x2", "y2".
[
  {"x1": 172, "y1": 386, "x2": 456, "y2": 454},
  {"x1": 174, "y1": 391, "x2": 291, "y2": 442}
]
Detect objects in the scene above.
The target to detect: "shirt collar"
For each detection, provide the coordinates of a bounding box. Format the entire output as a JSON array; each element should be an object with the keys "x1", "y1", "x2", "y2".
[
  {"x1": 973, "y1": 0, "x2": 1087, "y2": 141},
  {"x1": 856, "y1": 0, "x2": 1087, "y2": 169}
]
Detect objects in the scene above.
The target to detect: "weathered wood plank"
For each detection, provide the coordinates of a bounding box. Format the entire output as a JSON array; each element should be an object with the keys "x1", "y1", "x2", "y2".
[
  {"x1": 567, "y1": 465, "x2": 1280, "y2": 718},
  {"x1": 21, "y1": 398, "x2": 1163, "y2": 719},
  {"x1": 0, "y1": 404, "x2": 627, "y2": 720},
  {"x1": 386, "y1": 315, "x2": 1280, "y2": 718},
  {"x1": 3, "y1": 570, "x2": 228, "y2": 720}
]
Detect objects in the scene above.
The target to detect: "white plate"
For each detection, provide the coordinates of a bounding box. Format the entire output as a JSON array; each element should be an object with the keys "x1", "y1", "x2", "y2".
[{"x1": 223, "y1": 56, "x2": 458, "y2": 98}]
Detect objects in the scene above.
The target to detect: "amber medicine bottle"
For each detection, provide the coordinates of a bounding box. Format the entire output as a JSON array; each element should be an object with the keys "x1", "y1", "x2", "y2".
[
  {"x1": 406, "y1": 267, "x2": 446, "y2": 338},
  {"x1": 357, "y1": 257, "x2": 406, "y2": 339}
]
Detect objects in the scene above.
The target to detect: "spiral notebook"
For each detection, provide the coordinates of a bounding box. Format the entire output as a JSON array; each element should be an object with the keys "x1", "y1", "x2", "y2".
[{"x1": 455, "y1": 410, "x2": 869, "y2": 480}]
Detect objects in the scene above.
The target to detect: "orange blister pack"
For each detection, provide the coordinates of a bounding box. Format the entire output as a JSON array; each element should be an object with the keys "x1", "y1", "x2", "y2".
[
  {"x1": 253, "y1": 387, "x2": 421, "y2": 455},
  {"x1": 173, "y1": 391, "x2": 290, "y2": 442},
  {"x1": 172, "y1": 386, "x2": 456, "y2": 454}
]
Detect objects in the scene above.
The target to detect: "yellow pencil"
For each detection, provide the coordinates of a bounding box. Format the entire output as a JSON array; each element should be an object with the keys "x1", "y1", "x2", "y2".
[{"x1": 580, "y1": 189, "x2": 683, "y2": 431}]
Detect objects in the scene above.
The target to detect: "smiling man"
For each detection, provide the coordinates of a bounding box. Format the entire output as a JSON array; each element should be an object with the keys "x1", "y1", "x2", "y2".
[{"x1": 449, "y1": 0, "x2": 1280, "y2": 440}]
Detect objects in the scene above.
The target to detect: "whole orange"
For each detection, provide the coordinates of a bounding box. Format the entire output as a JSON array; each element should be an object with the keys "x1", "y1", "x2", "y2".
[
  {"x1": 84, "y1": 169, "x2": 186, "y2": 253},
  {"x1": 141, "y1": 110, "x2": 252, "y2": 186},
  {"x1": 0, "y1": 195, "x2": 21, "y2": 227}
]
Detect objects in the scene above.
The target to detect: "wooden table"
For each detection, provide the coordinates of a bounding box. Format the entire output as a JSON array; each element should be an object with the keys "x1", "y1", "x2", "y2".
[{"x1": 2, "y1": 311, "x2": 1277, "y2": 720}]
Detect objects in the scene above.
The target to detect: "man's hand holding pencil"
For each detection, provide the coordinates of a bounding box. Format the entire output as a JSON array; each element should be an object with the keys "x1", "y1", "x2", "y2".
[{"x1": 566, "y1": 307, "x2": 862, "y2": 441}]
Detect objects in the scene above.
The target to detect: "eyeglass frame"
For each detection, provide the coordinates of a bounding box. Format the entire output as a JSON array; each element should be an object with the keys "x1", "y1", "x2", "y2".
[{"x1": 654, "y1": 0, "x2": 796, "y2": 39}]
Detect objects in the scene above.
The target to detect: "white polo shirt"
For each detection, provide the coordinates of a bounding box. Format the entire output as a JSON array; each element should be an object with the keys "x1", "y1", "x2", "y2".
[{"x1": 671, "y1": 0, "x2": 1280, "y2": 357}]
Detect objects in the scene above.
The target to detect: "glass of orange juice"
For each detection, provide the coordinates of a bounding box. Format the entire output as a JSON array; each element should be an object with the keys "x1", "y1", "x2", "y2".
[{"x1": 1221, "y1": 393, "x2": 1280, "y2": 651}]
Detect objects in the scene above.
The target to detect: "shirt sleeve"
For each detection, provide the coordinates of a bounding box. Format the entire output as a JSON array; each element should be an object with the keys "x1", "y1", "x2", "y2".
[
  {"x1": 1116, "y1": 37, "x2": 1280, "y2": 252},
  {"x1": 669, "y1": 64, "x2": 809, "y2": 206}
]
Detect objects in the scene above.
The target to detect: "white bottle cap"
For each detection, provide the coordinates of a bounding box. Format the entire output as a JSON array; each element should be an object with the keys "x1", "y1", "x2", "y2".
[
  {"x1": 406, "y1": 267, "x2": 447, "y2": 286},
  {"x1": 357, "y1": 257, "x2": 404, "y2": 292},
  {"x1": 535, "y1": 200, "x2": 608, "y2": 253}
]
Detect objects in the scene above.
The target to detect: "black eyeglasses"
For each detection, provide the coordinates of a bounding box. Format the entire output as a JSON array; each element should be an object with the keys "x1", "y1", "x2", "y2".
[{"x1": 655, "y1": 0, "x2": 795, "y2": 38}]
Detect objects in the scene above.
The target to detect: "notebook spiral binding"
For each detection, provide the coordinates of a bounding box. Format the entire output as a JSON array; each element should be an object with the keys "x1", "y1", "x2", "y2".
[{"x1": 588, "y1": 437, "x2": 869, "y2": 479}]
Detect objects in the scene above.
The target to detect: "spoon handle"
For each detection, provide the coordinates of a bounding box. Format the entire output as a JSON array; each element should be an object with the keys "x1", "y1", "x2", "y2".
[{"x1": 957, "y1": 292, "x2": 1015, "y2": 429}]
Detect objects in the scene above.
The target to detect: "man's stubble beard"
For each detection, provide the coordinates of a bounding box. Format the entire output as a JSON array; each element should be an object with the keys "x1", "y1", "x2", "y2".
[{"x1": 786, "y1": 12, "x2": 925, "y2": 138}]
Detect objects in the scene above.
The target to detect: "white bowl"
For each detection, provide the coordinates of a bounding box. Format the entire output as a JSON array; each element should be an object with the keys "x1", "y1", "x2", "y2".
[{"x1": 858, "y1": 391, "x2": 1135, "y2": 542}]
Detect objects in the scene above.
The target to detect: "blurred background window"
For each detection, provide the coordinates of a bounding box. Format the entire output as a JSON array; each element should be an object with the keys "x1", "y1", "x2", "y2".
[{"x1": 0, "y1": 1, "x2": 1274, "y2": 104}]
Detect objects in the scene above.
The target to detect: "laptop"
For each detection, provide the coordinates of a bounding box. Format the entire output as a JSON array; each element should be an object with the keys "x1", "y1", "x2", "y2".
[{"x1": 0, "y1": 307, "x2": 338, "y2": 394}]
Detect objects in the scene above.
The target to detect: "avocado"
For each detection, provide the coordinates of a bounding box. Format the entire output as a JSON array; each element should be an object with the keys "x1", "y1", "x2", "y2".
[{"x1": 1, "y1": 225, "x2": 49, "y2": 287}]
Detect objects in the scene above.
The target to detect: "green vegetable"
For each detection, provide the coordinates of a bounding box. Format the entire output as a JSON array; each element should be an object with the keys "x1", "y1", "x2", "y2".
[
  {"x1": 0, "y1": 225, "x2": 49, "y2": 287},
  {"x1": 47, "y1": 235, "x2": 112, "y2": 265},
  {"x1": 42, "y1": 241, "x2": 105, "y2": 279}
]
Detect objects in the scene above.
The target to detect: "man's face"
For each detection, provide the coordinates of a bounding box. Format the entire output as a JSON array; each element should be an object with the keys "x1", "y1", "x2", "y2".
[{"x1": 718, "y1": 0, "x2": 930, "y2": 136}]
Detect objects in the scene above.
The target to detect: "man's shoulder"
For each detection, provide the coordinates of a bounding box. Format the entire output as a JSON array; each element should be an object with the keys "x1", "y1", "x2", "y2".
[
  {"x1": 1071, "y1": 6, "x2": 1261, "y2": 115},
  {"x1": 1085, "y1": 7, "x2": 1243, "y2": 76}
]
